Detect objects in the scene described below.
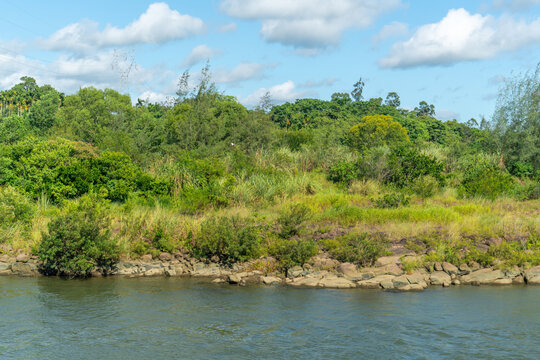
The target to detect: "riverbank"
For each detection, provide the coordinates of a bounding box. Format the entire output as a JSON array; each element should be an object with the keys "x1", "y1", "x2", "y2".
[{"x1": 2, "y1": 251, "x2": 540, "y2": 291}]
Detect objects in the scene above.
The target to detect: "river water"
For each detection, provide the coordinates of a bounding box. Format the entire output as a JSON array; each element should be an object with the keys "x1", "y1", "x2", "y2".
[{"x1": 1, "y1": 277, "x2": 539, "y2": 359}]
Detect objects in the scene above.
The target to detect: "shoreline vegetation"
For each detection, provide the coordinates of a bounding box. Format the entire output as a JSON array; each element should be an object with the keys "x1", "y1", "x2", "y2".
[{"x1": 0, "y1": 64, "x2": 538, "y2": 291}]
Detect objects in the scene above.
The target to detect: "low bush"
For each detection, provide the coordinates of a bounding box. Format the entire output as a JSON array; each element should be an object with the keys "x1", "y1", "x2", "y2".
[
  {"x1": 372, "y1": 193, "x2": 410, "y2": 208},
  {"x1": 269, "y1": 238, "x2": 318, "y2": 271},
  {"x1": 411, "y1": 175, "x2": 440, "y2": 198},
  {"x1": 323, "y1": 233, "x2": 389, "y2": 266},
  {"x1": 277, "y1": 203, "x2": 312, "y2": 238},
  {"x1": 37, "y1": 196, "x2": 119, "y2": 277},
  {"x1": 189, "y1": 215, "x2": 262, "y2": 264},
  {"x1": 459, "y1": 163, "x2": 513, "y2": 199},
  {"x1": 328, "y1": 160, "x2": 358, "y2": 185}
]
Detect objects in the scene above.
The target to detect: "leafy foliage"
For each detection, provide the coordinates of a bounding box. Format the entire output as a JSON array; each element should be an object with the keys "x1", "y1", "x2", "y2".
[
  {"x1": 323, "y1": 233, "x2": 389, "y2": 266},
  {"x1": 38, "y1": 196, "x2": 119, "y2": 277}
]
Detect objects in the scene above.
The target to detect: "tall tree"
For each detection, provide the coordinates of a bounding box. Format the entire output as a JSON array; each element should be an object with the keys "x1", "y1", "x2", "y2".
[{"x1": 351, "y1": 77, "x2": 365, "y2": 102}]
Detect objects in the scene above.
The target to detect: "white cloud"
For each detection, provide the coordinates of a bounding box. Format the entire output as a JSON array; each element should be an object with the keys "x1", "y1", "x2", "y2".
[
  {"x1": 214, "y1": 62, "x2": 277, "y2": 84},
  {"x1": 181, "y1": 45, "x2": 221, "y2": 68},
  {"x1": 218, "y1": 23, "x2": 238, "y2": 33},
  {"x1": 41, "y1": 2, "x2": 204, "y2": 53},
  {"x1": 380, "y1": 8, "x2": 540, "y2": 68},
  {"x1": 137, "y1": 91, "x2": 174, "y2": 104},
  {"x1": 220, "y1": 0, "x2": 403, "y2": 50},
  {"x1": 241, "y1": 80, "x2": 307, "y2": 107},
  {"x1": 372, "y1": 21, "x2": 409, "y2": 44}
]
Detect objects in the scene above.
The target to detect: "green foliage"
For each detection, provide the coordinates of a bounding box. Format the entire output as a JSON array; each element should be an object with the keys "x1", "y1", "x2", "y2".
[
  {"x1": 459, "y1": 162, "x2": 514, "y2": 199},
  {"x1": 38, "y1": 196, "x2": 119, "y2": 277},
  {"x1": 0, "y1": 186, "x2": 34, "y2": 243},
  {"x1": 189, "y1": 216, "x2": 262, "y2": 264},
  {"x1": 323, "y1": 233, "x2": 389, "y2": 266},
  {"x1": 0, "y1": 116, "x2": 30, "y2": 144},
  {"x1": 0, "y1": 138, "x2": 170, "y2": 202},
  {"x1": 277, "y1": 203, "x2": 312, "y2": 238},
  {"x1": 411, "y1": 175, "x2": 440, "y2": 198},
  {"x1": 347, "y1": 115, "x2": 409, "y2": 151},
  {"x1": 372, "y1": 193, "x2": 410, "y2": 208},
  {"x1": 328, "y1": 160, "x2": 358, "y2": 185},
  {"x1": 386, "y1": 146, "x2": 445, "y2": 187},
  {"x1": 269, "y1": 238, "x2": 318, "y2": 270}
]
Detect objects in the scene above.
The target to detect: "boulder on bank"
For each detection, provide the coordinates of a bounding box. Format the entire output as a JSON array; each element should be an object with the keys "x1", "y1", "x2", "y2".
[
  {"x1": 460, "y1": 268, "x2": 504, "y2": 285},
  {"x1": 430, "y1": 271, "x2": 451, "y2": 286},
  {"x1": 524, "y1": 266, "x2": 540, "y2": 285}
]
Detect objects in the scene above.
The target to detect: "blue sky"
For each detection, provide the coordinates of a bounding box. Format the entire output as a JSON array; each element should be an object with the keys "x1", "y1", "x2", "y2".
[{"x1": 0, "y1": 0, "x2": 539, "y2": 122}]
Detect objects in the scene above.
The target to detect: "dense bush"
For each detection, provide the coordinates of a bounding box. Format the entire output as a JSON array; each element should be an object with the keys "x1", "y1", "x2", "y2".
[
  {"x1": 459, "y1": 162, "x2": 514, "y2": 199},
  {"x1": 0, "y1": 186, "x2": 34, "y2": 243},
  {"x1": 269, "y1": 238, "x2": 318, "y2": 271},
  {"x1": 323, "y1": 233, "x2": 389, "y2": 266},
  {"x1": 372, "y1": 193, "x2": 410, "y2": 208},
  {"x1": 37, "y1": 197, "x2": 119, "y2": 277},
  {"x1": 189, "y1": 216, "x2": 262, "y2": 264},
  {"x1": 386, "y1": 146, "x2": 445, "y2": 187},
  {"x1": 347, "y1": 115, "x2": 409, "y2": 151},
  {"x1": 328, "y1": 160, "x2": 358, "y2": 185},
  {"x1": 277, "y1": 203, "x2": 312, "y2": 238}
]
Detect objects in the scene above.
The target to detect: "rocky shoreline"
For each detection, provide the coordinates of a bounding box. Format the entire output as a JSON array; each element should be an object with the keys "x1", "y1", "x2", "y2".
[{"x1": 1, "y1": 252, "x2": 540, "y2": 290}]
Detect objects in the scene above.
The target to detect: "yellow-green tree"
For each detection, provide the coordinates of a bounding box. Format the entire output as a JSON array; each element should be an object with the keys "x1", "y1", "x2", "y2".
[{"x1": 347, "y1": 114, "x2": 409, "y2": 151}]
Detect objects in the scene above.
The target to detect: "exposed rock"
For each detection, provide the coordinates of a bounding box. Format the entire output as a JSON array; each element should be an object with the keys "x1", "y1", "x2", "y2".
[
  {"x1": 461, "y1": 269, "x2": 504, "y2": 285},
  {"x1": 392, "y1": 275, "x2": 410, "y2": 288},
  {"x1": 524, "y1": 265, "x2": 540, "y2": 284},
  {"x1": 503, "y1": 266, "x2": 521, "y2": 279},
  {"x1": 406, "y1": 272, "x2": 425, "y2": 285},
  {"x1": 141, "y1": 254, "x2": 153, "y2": 262},
  {"x1": 289, "y1": 276, "x2": 320, "y2": 287},
  {"x1": 357, "y1": 275, "x2": 395, "y2": 289},
  {"x1": 318, "y1": 276, "x2": 356, "y2": 289},
  {"x1": 442, "y1": 262, "x2": 458, "y2": 275},
  {"x1": 513, "y1": 275, "x2": 525, "y2": 284},
  {"x1": 380, "y1": 279, "x2": 394, "y2": 289},
  {"x1": 227, "y1": 274, "x2": 242, "y2": 284},
  {"x1": 493, "y1": 278, "x2": 512, "y2": 285},
  {"x1": 430, "y1": 271, "x2": 451, "y2": 286},
  {"x1": 159, "y1": 252, "x2": 172, "y2": 262},
  {"x1": 164, "y1": 268, "x2": 176, "y2": 277},
  {"x1": 262, "y1": 276, "x2": 282, "y2": 285},
  {"x1": 191, "y1": 263, "x2": 221, "y2": 277},
  {"x1": 90, "y1": 270, "x2": 103, "y2": 277},
  {"x1": 374, "y1": 256, "x2": 401, "y2": 267},
  {"x1": 433, "y1": 262, "x2": 443, "y2": 272},
  {"x1": 468, "y1": 261, "x2": 481, "y2": 271},
  {"x1": 171, "y1": 264, "x2": 188, "y2": 275},
  {"x1": 452, "y1": 279, "x2": 461, "y2": 286},
  {"x1": 11, "y1": 262, "x2": 38, "y2": 276},
  {"x1": 16, "y1": 254, "x2": 29, "y2": 263},
  {"x1": 212, "y1": 278, "x2": 225, "y2": 284},
  {"x1": 144, "y1": 268, "x2": 164, "y2": 276},
  {"x1": 458, "y1": 264, "x2": 471, "y2": 275},
  {"x1": 405, "y1": 284, "x2": 425, "y2": 291},
  {"x1": 0, "y1": 263, "x2": 10, "y2": 272},
  {"x1": 310, "y1": 255, "x2": 339, "y2": 269},
  {"x1": 287, "y1": 266, "x2": 304, "y2": 278}
]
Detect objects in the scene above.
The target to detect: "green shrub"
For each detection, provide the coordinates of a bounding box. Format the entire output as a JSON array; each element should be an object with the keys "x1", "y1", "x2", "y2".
[
  {"x1": 189, "y1": 216, "x2": 262, "y2": 264},
  {"x1": 459, "y1": 163, "x2": 514, "y2": 199},
  {"x1": 323, "y1": 233, "x2": 389, "y2": 266},
  {"x1": 372, "y1": 193, "x2": 410, "y2": 208},
  {"x1": 347, "y1": 115, "x2": 409, "y2": 151},
  {"x1": 277, "y1": 203, "x2": 312, "y2": 238},
  {"x1": 411, "y1": 175, "x2": 440, "y2": 198},
  {"x1": 37, "y1": 196, "x2": 119, "y2": 277},
  {"x1": 0, "y1": 186, "x2": 34, "y2": 228},
  {"x1": 386, "y1": 146, "x2": 445, "y2": 187},
  {"x1": 328, "y1": 160, "x2": 358, "y2": 185},
  {"x1": 269, "y1": 238, "x2": 318, "y2": 271}
]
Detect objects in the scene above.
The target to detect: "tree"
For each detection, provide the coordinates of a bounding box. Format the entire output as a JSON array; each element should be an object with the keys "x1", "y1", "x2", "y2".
[
  {"x1": 415, "y1": 101, "x2": 435, "y2": 117},
  {"x1": 256, "y1": 91, "x2": 272, "y2": 113},
  {"x1": 347, "y1": 114, "x2": 409, "y2": 151},
  {"x1": 385, "y1": 92, "x2": 400, "y2": 107},
  {"x1": 492, "y1": 63, "x2": 539, "y2": 178},
  {"x1": 351, "y1": 77, "x2": 365, "y2": 102},
  {"x1": 331, "y1": 92, "x2": 352, "y2": 106}
]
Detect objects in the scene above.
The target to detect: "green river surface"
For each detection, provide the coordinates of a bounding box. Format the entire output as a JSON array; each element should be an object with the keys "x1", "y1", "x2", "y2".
[{"x1": 1, "y1": 277, "x2": 539, "y2": 359}]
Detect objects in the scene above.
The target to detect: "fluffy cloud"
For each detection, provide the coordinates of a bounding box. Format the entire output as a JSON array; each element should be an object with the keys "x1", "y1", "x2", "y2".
[
  {"x1": 137, "y1": 91, "x2": 174, "y2": 104},
  {"x1": 217, "y1": 23, "x2": 238, "y2": 33},
  {"x1": 181, "y1": 45, "x2": 221, "y2": 68},
  {"x1": 220, "y1": 0, "x2": 403, "y2": 50},
  {"x1": 41, "y1": 3, "x2": 204, "y2": 53},
  {"x1": 380, "y1": 8, "x2": 540, "y2": 68},
  {"x1": 298, "y1": 78, "x2": 337, "y2": 88},
  {"x1": 241, "y1": 80, "x2": 307, "y2": 107},
  {"x1": 213, "y1": 62, "x2": 277, "y2": 84}
]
